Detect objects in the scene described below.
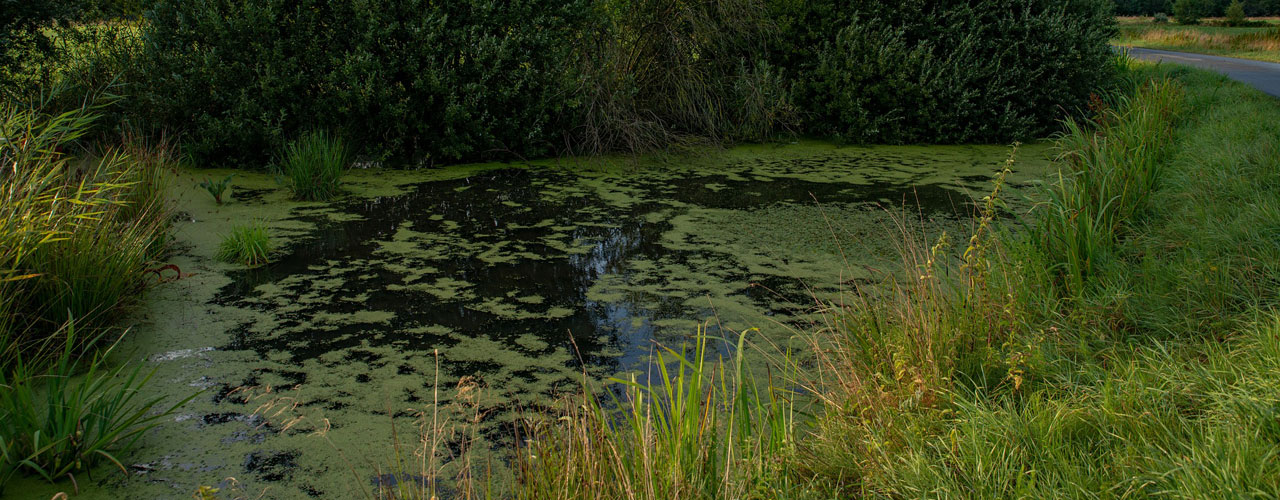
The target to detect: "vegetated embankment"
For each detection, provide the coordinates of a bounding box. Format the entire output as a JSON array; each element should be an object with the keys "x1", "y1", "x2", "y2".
[{"x1": 513, "y1": 62, "x2": 1280, "y2": 499}]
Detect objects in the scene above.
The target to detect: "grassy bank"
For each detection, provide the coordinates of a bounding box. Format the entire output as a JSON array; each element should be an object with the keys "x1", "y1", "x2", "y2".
[
  {"x1": 1116, "y1": 20, "x2": 1280, "y2": 61},
  {"x1": 516, "y1": 62, "x2": 1280, "y2": 498}
]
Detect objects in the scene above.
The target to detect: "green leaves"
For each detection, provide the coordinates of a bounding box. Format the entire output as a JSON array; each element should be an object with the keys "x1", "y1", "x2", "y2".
[
  {"x1": 139, "y1": 0, "x2": 594, "y2": 166},
  {"x1": 198, "y1": 174, "x2": 233, "y2": 205},
  {"x1": 0, "y1": 323, "x2": 196, "y2": 491},
  {"x1": 788, "y1": 0, "x2": 1117, "y2": 145}
]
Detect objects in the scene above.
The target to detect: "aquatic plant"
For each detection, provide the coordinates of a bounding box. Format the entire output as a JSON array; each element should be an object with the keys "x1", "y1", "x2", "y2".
[
  {"x1": 278, "y1": 130, "x2": 349, "y2": 201},
  {"x1": 0, "y1": 98, "x2": 173, "y2": 360},
  {"x1": 0, "y1": 322, "x2": 195, "y2": 491},
  {"x1": 517, "y1": 325, "x2": 798, "y2": 500},
  {"x1": 198, "y1": 174, "x2": 233, "y2": 205},
  {"x1": 216, "y1": 221, "x2": 274, "y2": 267}
]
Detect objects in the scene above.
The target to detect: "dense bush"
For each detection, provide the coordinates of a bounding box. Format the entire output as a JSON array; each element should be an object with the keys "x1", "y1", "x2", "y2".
[
  {"x1": 0, "y1": 0, "x2": 79, "y2": 89},
  {"x1": 135, "y1": 0, "x2": 1117, "y2": 165},
  {"x1": 137, "y1": 0, "x2": 594, "y2": 166},
  {"x1": 780, "y1": 0, "x2": 1117, "y2": 144}
]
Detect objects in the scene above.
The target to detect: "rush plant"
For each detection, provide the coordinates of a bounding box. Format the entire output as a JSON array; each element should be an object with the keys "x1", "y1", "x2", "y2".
[
  {"x1": 278, "y1": 130, "x2": 349, "y2": 201},
  {"x1": 215, "y1": 221, "x2": 273, "y2": 267}
]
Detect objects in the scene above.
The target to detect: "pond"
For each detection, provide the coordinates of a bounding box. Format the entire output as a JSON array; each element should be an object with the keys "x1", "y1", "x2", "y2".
[{"x1": 14, "y1": 141, "x2": 1050, "y2": 499}]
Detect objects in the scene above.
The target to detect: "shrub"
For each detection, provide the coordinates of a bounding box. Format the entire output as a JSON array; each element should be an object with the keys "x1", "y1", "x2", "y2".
[
  {"x1": 782, "y1": 0, "x2": 1117, "y2": 144},
  {"x1": 137, "y1": 0, "x2": 594, "y2": 166},
  {"x1": 278, "y1": 131, "x2": 349, "y2": 201},
  {"x1": 216, "y1": 222, "x2": 273, "y2": 268},
  {"x1": 1154, "y1": 11, "x2": 1171, "y2": 23}
]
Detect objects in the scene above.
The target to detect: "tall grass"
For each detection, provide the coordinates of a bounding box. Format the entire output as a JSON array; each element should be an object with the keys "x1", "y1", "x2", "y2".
[
  {"x1": 215, "y1": 221, "x2": 273, "y2": 267},
  {"x1": 0, "y1": 96, "x2": 187, "y2": 491},
  {"x1": 1122, "y1": 25, "x2": 1280, "y2": 51},
  {"x1": 1, "y1": 99, "x2": 171, "y2": 359},
  {"x1": 0, "y1": 323, "x2": 194, "y2": 491},
  {"x1": 278, "y1": 130, "x2": 350, "y2": 201},
  {"x1": 518, "y1": 325, "x2": 798, "y2": 500},
  {"x1": 1036, "y1": 79, "x2": 1183, "y2": 296}
]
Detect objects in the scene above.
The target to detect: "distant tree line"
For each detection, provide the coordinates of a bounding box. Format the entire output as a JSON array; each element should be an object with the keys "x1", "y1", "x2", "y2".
[{"x1": 1113, "y1": 0, "x2": 1280, "y2": 15}]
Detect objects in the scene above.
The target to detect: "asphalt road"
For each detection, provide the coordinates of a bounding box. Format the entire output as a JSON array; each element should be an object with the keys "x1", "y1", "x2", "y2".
[{"x1": 1125, "y1": 47, "x2": 1280, "y2": 98}]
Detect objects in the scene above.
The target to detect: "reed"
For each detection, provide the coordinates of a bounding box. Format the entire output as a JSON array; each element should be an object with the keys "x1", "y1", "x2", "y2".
[
  {"x1": 517, "y1": 325, "x2": 799, "y2": 500},
  {"x1": 215, "y1": 221, "x2": 274, "y2": 268},
  {"x1": 278, "y1": 130, "x2": 350, "y2": 201},
  {"x1": 0, "y1": 322, "x2": 196, "y2": 491}
]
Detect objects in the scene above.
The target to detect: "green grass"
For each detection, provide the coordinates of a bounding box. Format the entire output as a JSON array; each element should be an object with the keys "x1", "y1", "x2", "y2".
[
  {"x1": 1116, "y1": 22, "x2": 1280, "y2": 62},
  {"x1": 517, "y1": 325, "x2": 801, "y2": 500},
  {"x1": 215, "y1": 222, "x2": 274, "y2": 267},
  {"x1": 278, "y1": 130, "x2": 350, "y2": 201},
  {"x1": 1035, "y1": 80, "x2": 1182, "y2": 296}
]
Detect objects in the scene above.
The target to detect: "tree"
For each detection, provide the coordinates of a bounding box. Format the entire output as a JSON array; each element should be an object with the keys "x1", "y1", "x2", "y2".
[
  {"x1": 1225, "y1": 0, "x2": 1247, "y2": 25},
  {"x1": 0, "y1": 0, "x2": 79, "y2": 76},
  {"x1": 1173, "y1": 0, "x2": 1204, "y2": 23}
]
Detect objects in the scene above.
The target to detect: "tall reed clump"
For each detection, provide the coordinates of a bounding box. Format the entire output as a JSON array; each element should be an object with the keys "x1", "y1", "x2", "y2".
[
  {"x1": 518, "y1": 325, "x2": 798, "y2": 500},
  {"x1": 215, "y1": 221, "x2": 273, "y2": 268},
  {"x1": 0, "y1": 98, "x2": 186, "y2": 491},
  {"x1": 1036, "y1": 80, "x2": 1183, "y2": 296},
  {"x1": 0, "y1": 99, "x2": 172, "y2": 357},
  {"x1": 278, "y1": 130, "x2": 350, "y2": 201}
]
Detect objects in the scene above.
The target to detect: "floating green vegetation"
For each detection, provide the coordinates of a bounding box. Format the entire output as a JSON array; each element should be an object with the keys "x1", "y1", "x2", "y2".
[{"x1": 216, "y1": 222, "x2": 274, "y2": 267}]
